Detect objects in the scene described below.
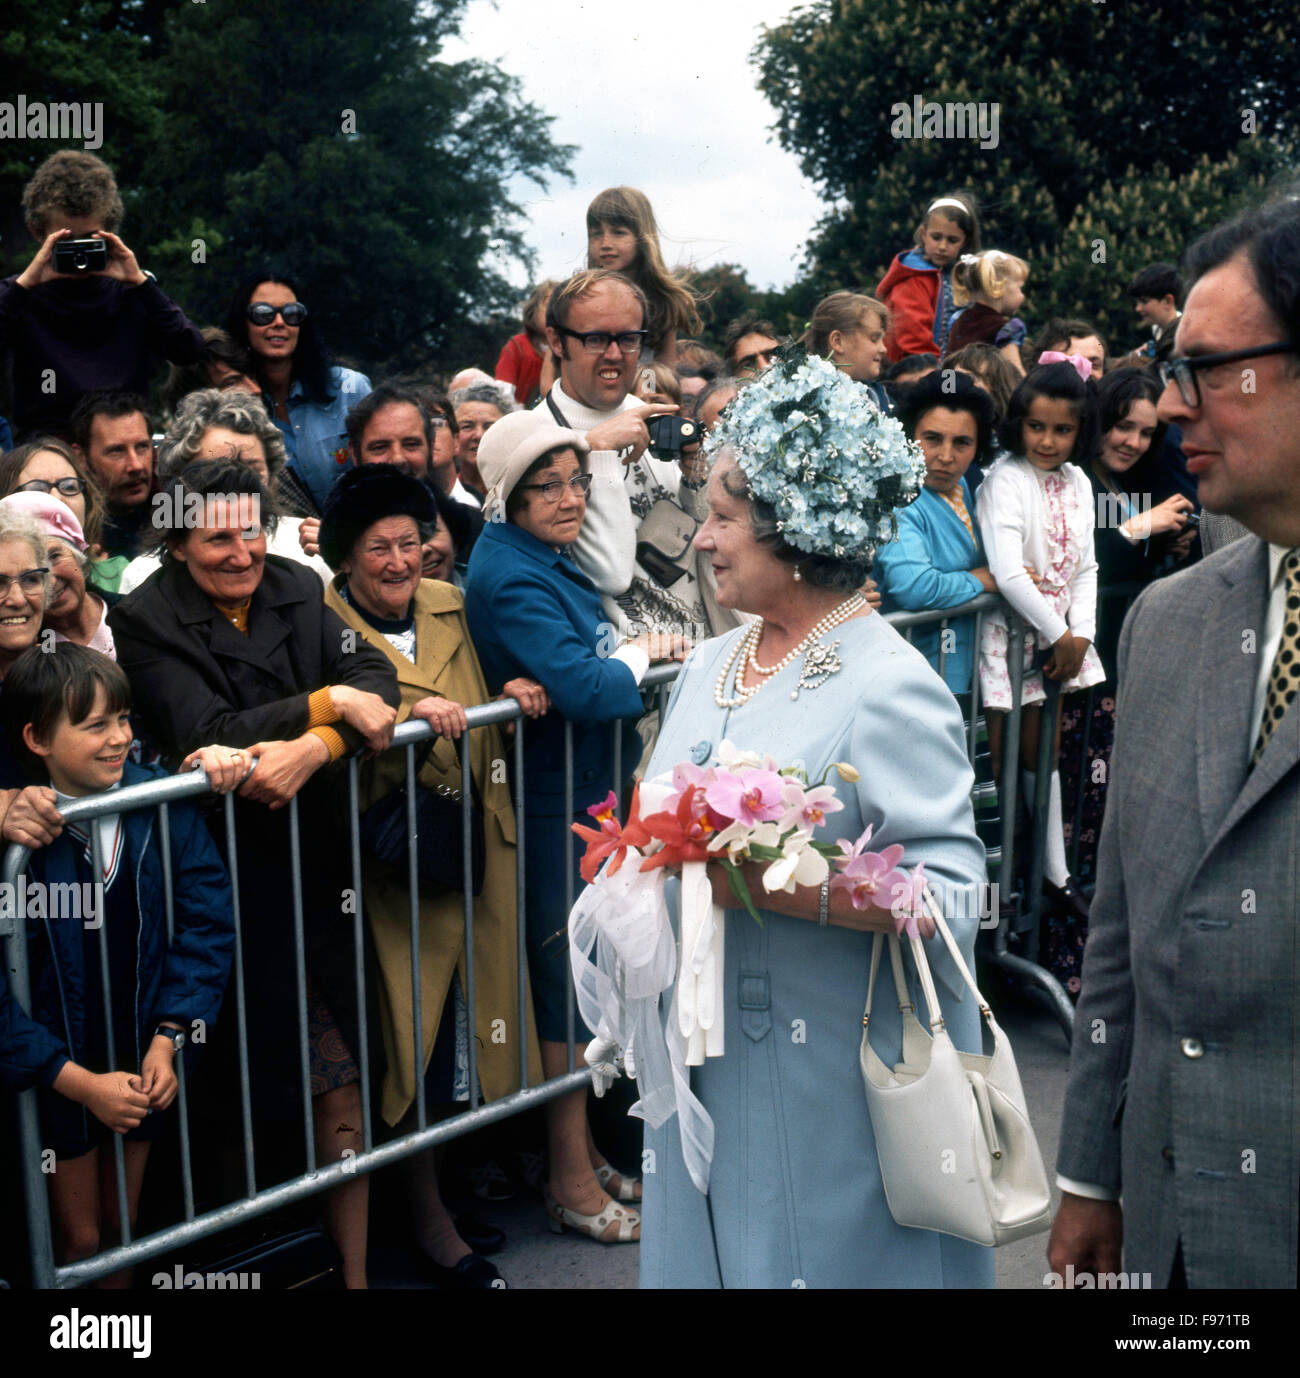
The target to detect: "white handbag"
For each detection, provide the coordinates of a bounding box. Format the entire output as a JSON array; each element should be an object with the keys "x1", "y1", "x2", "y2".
[{"x1": 859, "y1": 886, "x2": 1053, "y2": 1246}]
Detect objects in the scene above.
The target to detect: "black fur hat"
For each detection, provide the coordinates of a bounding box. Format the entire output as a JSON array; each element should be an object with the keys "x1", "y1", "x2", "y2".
[{"x1": 318, "y1": 463, "x2": 437, "y2": 570}]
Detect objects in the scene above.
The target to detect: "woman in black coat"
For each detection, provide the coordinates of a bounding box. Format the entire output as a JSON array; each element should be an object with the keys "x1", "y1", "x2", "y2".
[{"x1": 108, "y1": 460, "x2": 400, "y2": 1289}]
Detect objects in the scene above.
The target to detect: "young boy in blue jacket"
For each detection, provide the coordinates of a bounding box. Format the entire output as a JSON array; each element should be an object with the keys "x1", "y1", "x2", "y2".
[{"x1": 0, "y1": 644, "x2": 235, "y2": 1276}]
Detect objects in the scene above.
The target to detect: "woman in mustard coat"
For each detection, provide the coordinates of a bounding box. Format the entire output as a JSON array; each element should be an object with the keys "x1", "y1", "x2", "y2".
[{"x1": 319, "y1": 464, "x2": 544, "y2": 1288}]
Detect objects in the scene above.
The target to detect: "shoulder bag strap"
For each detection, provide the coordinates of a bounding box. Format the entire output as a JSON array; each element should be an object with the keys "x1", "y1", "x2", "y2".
[{"x1": 921, "y1": 884, "x2": 992, "y2": 1017}]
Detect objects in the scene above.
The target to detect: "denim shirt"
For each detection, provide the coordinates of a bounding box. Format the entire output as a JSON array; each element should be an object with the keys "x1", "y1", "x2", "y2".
[{"x1": 272, "y1": 364, "x2": 371, "y2": 511}]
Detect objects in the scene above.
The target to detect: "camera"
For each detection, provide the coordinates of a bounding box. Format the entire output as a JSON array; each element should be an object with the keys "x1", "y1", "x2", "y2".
[
  {"x1": 52, "y1": 238, "x2": 109, "y2": 275},
  {"x1": 646, "y1": 415, "x2": 699, "y2": 459}
]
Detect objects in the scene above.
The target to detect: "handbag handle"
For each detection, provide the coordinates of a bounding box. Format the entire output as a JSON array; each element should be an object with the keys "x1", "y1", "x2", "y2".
[
  {"x1": 920, "y1": 885, "x2": 993, "y2": 1018},
  {"x1": 864, "y1": 927, "x2": 945, "y2": 1032},
  {"x1": 863, "y1": 882, "x2": 991, "y2": 1032}
]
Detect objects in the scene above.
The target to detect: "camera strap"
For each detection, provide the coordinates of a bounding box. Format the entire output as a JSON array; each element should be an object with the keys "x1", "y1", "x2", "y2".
[{"x1": 545, "y1": 388, "x2": 572, "y2": 429}]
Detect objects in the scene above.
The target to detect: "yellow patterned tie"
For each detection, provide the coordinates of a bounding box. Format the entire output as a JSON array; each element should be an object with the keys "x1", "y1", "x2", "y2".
[{"x1": 1252, "y1": 548, "x2": 1300, "y2": 765}]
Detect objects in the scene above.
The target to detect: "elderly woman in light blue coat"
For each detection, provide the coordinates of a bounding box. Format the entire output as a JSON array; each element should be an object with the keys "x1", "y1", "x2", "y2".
[{"x1": 634, "y1": 368, "x2": 994, "y2": 1288}]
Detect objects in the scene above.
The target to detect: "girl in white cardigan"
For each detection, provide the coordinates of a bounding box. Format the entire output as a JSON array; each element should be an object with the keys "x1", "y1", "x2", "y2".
[{"x1": 976, "y1": 359, "x2": 1104, "y2": 915}]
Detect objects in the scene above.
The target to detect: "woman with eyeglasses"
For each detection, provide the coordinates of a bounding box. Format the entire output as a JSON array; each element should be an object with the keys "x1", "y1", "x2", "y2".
[
  {"x1": 0, "y1": 439, "x2": 123, "y2": 592},
  {"x1": 0, "y1": 492, "x2": 115, "y2": 659},
  {"x1": 0, "y1": 506, "x2": 51, "y2": 681},
  {"x1": 465, "y1": 411, "x2": 688, "y2": 1245},
  {"x1": 225, "y1": 269, "x2": 371, "y2": 516}
]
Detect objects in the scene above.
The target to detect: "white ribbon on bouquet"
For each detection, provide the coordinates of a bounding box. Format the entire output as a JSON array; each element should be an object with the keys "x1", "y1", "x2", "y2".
[{"x1": 568, "y1": 776, "x2": 725, "y2": 1193}]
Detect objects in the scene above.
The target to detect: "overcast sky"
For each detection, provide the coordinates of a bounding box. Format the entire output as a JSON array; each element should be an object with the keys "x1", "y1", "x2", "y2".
[{"x1": 440, "y1": 0, "x2": 828, "y2": 293}]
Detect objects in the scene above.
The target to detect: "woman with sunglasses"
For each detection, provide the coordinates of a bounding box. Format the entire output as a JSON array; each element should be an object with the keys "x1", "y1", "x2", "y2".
[
  {"x1": 465, "y1": 411, "x2": 688, "y2": 1245},
  {"x1": 225, "y1": 269, "x2": 371, "y2": 515}
]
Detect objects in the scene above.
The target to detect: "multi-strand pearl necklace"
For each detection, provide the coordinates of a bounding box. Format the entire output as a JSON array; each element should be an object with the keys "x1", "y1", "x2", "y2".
[{"x1": 713, "y1": 592, "x2": 867, "y2": 708}]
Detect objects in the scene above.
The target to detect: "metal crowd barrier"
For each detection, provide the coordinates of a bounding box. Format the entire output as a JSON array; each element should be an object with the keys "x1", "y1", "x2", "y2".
[{"x1": 2, "y1": 595, "x2": 1105, "y2": 1287}]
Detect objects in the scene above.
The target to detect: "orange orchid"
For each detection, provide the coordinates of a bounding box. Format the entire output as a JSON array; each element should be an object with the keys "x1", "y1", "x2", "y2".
[
  {"x1": 637, "y1": 784, "x2": 715, "y2": 872},
  {"x1": 571, "y1": 784, "x2": 652, "y2": 883}
]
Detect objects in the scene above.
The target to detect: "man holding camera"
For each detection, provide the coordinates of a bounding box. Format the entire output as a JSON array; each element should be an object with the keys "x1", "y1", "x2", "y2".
[
  {"x1": 0, "y1": 151, "x2": 203, "y2": 441},
  {"x1": 536, "y1": 268, "x2": 741, "y2": 645}
]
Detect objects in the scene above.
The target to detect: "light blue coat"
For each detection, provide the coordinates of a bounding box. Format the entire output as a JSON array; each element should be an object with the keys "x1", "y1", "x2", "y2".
[
  {"x1": 872, "y1": 479, "x2": 984, "y2": 694},
  {"x1": 638, "y1": 613, "x2": 994, "y2": 1288}
]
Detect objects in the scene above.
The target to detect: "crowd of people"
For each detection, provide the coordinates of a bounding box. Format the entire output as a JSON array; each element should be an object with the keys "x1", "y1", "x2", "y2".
[{"x1": 0, "y1": 148, "x2": 1293, "y2": 1292}]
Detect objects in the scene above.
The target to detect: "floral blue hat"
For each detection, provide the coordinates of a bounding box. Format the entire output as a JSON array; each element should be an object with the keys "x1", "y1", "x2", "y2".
[{"x1": 702, "y1": 347, "x2": 925, "y2": 559}]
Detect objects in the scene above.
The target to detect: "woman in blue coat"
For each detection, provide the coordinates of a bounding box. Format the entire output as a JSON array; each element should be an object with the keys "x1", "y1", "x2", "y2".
[
  {"x1": 466, "y1": 410, "x2": 687, "y2": 1245},
  {"x1": 872, "y1": 371, "x2": 998, "y2": 696}
]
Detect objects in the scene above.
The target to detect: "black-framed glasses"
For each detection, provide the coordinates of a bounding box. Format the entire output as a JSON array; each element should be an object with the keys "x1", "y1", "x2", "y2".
[
  {"x1": 1157, "y1": 341, "x2": 1295, "y2": 406},
  {"x1": 0, "y1": 568, "x2": 49, "y2": 598},
  {"x1": 557, "y1": 327, "x2": 648, "y2": 354},
  {"x1": 246, "y1": 301, "x2": 308, "y2": 327},
  {"x1": 517, "y1": 473, "x2": 593, "y2": 504},
  {"x1": 16, "y1": 477, "x2": 86, "y2": 498}
]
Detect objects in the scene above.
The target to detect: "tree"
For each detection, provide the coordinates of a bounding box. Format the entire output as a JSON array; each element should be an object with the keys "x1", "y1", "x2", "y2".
[
  {"x1": 754, "y1": 0, "x2": 1299, "y2": 351},
  {"x1": 132, "y1": 0, "x2": 572, "y2": 378},
  {"x1": 691, "y1": 262, "x2": 821, "y2": 353},
  {"x1": 0, "y1": 0, "x2": 573, "y2": 381},
  {"x1": 0, "y1": 0, "x2": 175, "y2": 260}
]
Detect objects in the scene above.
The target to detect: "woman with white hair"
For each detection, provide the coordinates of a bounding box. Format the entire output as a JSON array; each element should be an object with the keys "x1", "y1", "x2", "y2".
[
  {"x1": 0, "y1": 504, "x2": 50, "y2": 681},
  {"x1": 449, "y1": 379, "x2": 518, "y2": 499},
  {"x1": 0, "y1": 491, "x2": 114, "y2": 658},
  {"x1": 118, "y1": 388, "x2": 332, "y2": 593}
]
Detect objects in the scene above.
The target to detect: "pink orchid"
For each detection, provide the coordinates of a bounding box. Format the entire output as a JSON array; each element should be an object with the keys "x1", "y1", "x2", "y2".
[
  {"x1": 795, "y1": 783, "x2": 844, "y2": 831},
  {"x1": 836, "y1": 823, "x2": 874, "y2": 858},
  {"x1": 705, "y1": 768, "x2": 787, "y2": 829},
  {"x1": 829, "y1": 837, "x2": 908, "y2": 912},
  {"x1": 891, "y1": 862, "x2": 928, "y2": 940}
]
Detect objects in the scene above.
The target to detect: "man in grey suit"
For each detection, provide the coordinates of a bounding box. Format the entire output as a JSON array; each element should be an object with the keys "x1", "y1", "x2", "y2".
[{"x1": 1048, "y1": 196, "x2": 1300, "y2": 1289}]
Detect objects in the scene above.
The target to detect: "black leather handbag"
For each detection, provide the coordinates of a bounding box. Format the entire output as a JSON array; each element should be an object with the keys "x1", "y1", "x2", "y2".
[{"x1": 359, "y1": 740, "x2": 486, "y2": 895}]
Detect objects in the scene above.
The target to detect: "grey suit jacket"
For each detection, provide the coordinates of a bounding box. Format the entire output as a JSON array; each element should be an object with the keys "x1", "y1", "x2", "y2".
[{"x1": 1058, "y1": 535, "x2": 1299, "y2": 1288}]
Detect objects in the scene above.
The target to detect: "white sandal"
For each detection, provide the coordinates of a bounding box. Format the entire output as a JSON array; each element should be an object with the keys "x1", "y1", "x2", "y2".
[
  {"x1": 593, "y1": 1161, "x2": 643, "y2": 1203},
  {"x1": 543, "y1": 1185, "x2": 640, "y2": 1243}
]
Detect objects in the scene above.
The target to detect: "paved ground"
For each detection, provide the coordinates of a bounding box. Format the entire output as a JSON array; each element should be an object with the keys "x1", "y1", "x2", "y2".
[{"x1": 370, "y1": 980, "x2": 1074, "y2": 1290}]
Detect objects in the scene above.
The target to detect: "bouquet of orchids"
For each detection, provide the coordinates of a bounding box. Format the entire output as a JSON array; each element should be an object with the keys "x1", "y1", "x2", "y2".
[{"x1": 573, "y1": 741, "x2": 928, "y2": 937}]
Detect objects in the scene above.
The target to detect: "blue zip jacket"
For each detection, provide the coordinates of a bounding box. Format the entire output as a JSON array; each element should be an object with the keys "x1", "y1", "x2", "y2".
[{"x1": 0, "y1": 761, "x2": 234, "y2": 1092}]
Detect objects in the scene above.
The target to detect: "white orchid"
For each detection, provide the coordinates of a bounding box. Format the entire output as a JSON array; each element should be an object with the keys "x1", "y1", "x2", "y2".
[{"x1": 761, "y1": 828, "x2": 831, "y2": 894}]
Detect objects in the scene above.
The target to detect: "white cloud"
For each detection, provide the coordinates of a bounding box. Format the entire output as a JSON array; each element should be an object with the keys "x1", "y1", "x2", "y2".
[{"x1": 440, "y1": 0, "x2": 827, "y2": 291}]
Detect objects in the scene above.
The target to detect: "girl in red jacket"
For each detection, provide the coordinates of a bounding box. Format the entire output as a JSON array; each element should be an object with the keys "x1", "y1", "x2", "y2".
[{"x1": 877, "y1": 194, "x2": 981, "y2": 362}]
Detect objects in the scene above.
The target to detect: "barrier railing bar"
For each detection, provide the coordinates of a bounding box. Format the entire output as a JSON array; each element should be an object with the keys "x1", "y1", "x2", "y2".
[
  {"x1": 4, "y1": 838, "x2": 57, "y2": 1288},
  {"x1": 346, "y1": 757, "x2": 373, "y2": 1154},
  {"x1": 45, "y1": 1068, "x2": 595, "y2": 1290},
  {"x1": 406, "y1": 742, "x2": 425, "y2": 1132},
  {"x1": 460, "y1": 730, "x2": 478, "y2": 1112},
  {"x1": 287, "y1": 798, "x2": 315, "y2": 1176},
  {"x1": 969, "y1": 608, "x2": 985, "y2": 767},
  {"x1": 514, "y1": 719, "x2": 527, "y2": 1091},
  {"x1": 8, "y1": 592, "x2": 1084, "y2": 1288},
  {"x1": 221, "y1": 792, "x2": 256, "y2": 1200},
  {"x1": 157, "y1": 801, "x2": 195, "y2": 1224},
  {"x1": 86, "y1": 817, "x2": 131, "y2": 1250}
]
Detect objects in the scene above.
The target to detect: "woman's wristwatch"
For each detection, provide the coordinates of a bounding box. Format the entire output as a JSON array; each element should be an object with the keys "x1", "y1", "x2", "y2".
[{"x1": 153, "y1": 1025, "x2": 186, "y2": 1052}]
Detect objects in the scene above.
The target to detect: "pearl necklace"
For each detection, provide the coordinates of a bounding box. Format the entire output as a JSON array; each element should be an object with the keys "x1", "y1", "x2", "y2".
[{"x1": 714, "y1": 593, "x2": 866, "y2": 708}]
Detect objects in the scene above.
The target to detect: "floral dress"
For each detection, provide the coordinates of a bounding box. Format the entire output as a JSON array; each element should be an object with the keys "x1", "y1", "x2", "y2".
[{"x1": 977, "y1": 463, "x2": 1106, "y2": 710}]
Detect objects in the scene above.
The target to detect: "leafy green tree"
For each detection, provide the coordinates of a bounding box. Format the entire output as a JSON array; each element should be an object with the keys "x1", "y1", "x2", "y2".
[
  {"x1": 0, "y1": 0, "x2": 176, "y2": 264},
  {"x1": 132, "y1": 0, "x2": 573, "y2": 378},
  {"x1": 754, "y1": 0, "x2": 1299, "y2": 345}
]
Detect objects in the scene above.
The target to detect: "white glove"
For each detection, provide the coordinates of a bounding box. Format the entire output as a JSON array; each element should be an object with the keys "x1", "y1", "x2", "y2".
[{"x1": 584, "y1": 1036, "x2": 623, "y2": 1097}]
